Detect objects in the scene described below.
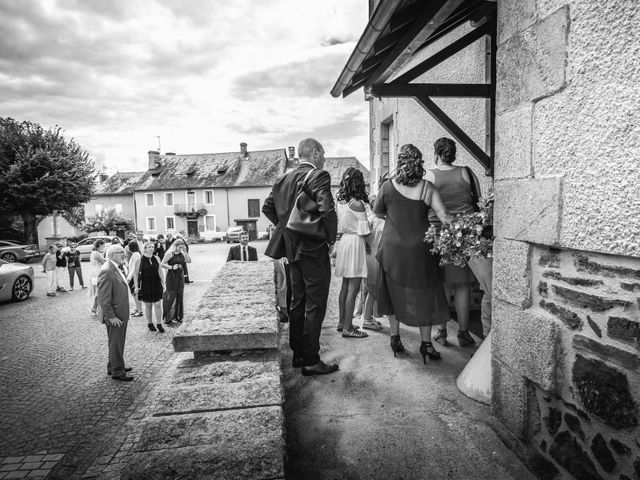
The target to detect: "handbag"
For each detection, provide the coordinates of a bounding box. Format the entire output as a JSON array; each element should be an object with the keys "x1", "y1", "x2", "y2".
[
  {"x1": 465, "y1": 166, "x2": 480, "y2": 212},
  {"x1": 286, "y1": 169, "x2": 326, "y2": 241}
]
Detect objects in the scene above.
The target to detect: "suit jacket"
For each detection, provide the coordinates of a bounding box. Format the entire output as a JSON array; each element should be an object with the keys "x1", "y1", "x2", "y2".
[
  {"x1": 97, "y1": 261, "x2": 130, "y2": 323},
  {"x1": 262, "y1": 164, "x2": 337, "y2": 262},
  {"x1": 227, "y1": 244, "x2": 258, "y2": 262}
]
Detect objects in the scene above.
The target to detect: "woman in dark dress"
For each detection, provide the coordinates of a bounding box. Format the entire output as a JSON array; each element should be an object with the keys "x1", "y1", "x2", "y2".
[
  {"x1": 373, "y1": 144, "x2": 450, "y2": 364},
  {"x1": 425, "y1": 137, "x2": 482, "y2": 347},
  {"x1": 161, "y1": 239, "x2": 191, "y2": 324},
  {"x1": 132, "y1": 241, "x2": 165, "y2": 332}
]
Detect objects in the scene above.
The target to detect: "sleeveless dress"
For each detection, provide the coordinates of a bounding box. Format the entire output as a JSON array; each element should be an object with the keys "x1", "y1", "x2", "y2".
[
  {"x1": 334, "y1": 200, "x2": 369, "y2": 278},
  {"x1": 373, "y1": 180, "x2": 449, "y2": 327},
  {"x1": 428, "y1": 167, "x2": 475, "y2": 284},
  {"x1": 138, "y1": 255, "x2": 163, "y2": 303}
]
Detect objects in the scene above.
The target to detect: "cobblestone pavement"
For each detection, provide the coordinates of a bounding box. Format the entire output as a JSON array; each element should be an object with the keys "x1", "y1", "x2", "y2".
[{"x1": 0, "y1": 241, "x2": 252, "y2": 479}]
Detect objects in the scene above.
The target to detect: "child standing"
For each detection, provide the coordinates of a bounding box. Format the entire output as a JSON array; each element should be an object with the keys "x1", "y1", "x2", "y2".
[{"x1": 41, "y1": 245, "x2": 57, "y2": 297}]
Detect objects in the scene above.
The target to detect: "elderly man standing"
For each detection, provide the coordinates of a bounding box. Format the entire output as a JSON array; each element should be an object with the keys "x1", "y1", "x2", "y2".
[
  {"x1": 97, "y1": 244, "x2": 133, "y2": 381},
  {"x1": 262, "y1": 138, "x2": 338, "y2": 376}
]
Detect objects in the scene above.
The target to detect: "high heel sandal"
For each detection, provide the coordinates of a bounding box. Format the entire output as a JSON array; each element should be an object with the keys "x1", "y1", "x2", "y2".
[
  {"x1": 390, "y1": 335, "x2": 405, "y2": 357},
  {"x1": 457, "y1": 330, "x2": 476, "y2": 347},
  {"x1": 419, "y1": 341, "x2": 441, "y2": 364}
]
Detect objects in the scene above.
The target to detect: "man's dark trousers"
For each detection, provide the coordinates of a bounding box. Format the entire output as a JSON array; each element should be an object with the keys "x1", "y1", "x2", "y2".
[
  {"x1": 288, "y1": 246, "x2": 331, "y2": 367},
  {"x1": 106, "y1": 320, "x2": 128, "y2": 376}
]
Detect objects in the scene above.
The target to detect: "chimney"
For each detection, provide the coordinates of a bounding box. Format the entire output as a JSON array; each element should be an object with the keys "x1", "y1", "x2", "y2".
[
  {"x1": 148, "y1": 150, "x2": 160, "y2": 170},
  {"x1": 240, "y1": 142, "x2": 248, "y2": 157},
  {"x1": 288, "y1": 146, "x2": 295, "y2": 159}
]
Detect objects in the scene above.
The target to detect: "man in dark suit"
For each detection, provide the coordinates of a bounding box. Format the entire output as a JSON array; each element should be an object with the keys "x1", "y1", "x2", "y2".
[
  {"x1": 262, "y1": 138, "x2": 338, "y2": 376},
  {"x1": 97, "y1": 244, "x2": 133, "y2": 381},
  {"x1": 227, "y1": 231, "x2": 258, "y2": 261}
]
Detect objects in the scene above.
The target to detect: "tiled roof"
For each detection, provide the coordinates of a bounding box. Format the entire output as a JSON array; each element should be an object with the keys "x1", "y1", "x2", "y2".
[
  {"x1": 135, "y1": 149, "x2": 287, "y2": 191},
  {"x1": 94, "y1": 172, "x2": 144, "y2": 195},
  {"x1": 324, "y1": 157, "x2": 370, "y2": 187}
]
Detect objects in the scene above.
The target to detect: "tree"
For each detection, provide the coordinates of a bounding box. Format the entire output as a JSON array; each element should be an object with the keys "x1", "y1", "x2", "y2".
[
  {"x1": 0, "y1": 118, "x2": 96, "y2": 244},
  {"x1": 83, "y1": 208, "x2": 134, "y2": 235}
]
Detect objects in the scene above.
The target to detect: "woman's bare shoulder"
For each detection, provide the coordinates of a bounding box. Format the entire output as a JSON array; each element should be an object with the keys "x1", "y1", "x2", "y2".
[{"x1": 349, "y1": 199, "x2": 366, "y2": 212}]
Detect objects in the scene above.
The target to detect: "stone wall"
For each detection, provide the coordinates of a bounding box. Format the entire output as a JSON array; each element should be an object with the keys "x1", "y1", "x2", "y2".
[{"x1": 492, "y1": 1, "x2": 640, "y2": 478}]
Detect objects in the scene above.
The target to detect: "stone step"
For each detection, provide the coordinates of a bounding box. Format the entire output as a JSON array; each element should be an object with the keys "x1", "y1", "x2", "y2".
[{"x1": 172, "y1": 260, "x2": 279, "y2": 352}]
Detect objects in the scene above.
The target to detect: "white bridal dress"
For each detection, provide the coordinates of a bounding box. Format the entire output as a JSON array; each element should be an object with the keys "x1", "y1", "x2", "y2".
[{"x1": 456, "y1": 331, "x2": 492, "y2": 405}]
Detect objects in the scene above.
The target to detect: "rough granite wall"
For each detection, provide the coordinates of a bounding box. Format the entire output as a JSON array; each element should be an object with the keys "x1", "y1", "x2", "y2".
[
  {"x1": 493, "y1": 1, "x2": 640, "y2": 479},
  {"x1": 369, "y1": 22, "x2": 491, "y2": 194}
]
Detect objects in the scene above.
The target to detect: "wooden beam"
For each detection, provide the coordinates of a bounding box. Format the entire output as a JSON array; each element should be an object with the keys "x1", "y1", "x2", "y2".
[
  {"x1": 365, "y1": 0, "x2": 465, "y2": 88},
  {"x1": 415, "y1": 96, "x2": 490, "y2": 172},
  {"x1": 373, "y1": 83, "x2": 491, "y2": 98},
  {"x1": 390, "y1": 21, "x2": 492, "y2": 85}
]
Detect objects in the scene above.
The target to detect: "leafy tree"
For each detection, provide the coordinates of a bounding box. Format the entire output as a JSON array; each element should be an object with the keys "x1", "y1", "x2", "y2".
[
  {"x1": 0, "y1": 118, "x2": 96, "y2": 244},
  {"x1": 83, "y1": 208, "x2": 134, "y2": 234}
]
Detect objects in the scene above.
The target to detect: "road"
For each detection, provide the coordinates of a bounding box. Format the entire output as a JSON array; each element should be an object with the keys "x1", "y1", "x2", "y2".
[{"x1": 0, "y1": 240, "x2": 267, "y2": 479}]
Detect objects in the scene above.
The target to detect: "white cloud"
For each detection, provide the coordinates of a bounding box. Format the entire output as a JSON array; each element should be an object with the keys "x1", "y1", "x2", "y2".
[{"x1": 0, "y1": 0, "x2": 370, "y2": 172}]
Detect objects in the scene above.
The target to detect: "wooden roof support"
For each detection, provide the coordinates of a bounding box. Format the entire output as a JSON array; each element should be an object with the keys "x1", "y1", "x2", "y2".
[
  {"x1": 365, "y1": 0, "x2": 466, "y2": 88},
  {"x1": 372, "y1": 83, "x2": 490, "y2": 98},
  {"x1": 417, "y1": 96, "x2": 491, "y2": 174}
]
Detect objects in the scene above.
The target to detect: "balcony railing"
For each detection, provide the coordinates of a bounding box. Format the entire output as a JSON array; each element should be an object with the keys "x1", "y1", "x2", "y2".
[{"x1": 174, "y1": 203, "x2": 208, "y2": 215}]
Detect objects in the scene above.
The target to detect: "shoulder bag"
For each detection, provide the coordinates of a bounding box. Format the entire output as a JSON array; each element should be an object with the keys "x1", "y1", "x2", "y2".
[
  {"x1": 464, "y1": 166, "x2": 481, "y2": 212},
  {"x1": 286, "y1": 169, "x2": 326, "y2": 241}
]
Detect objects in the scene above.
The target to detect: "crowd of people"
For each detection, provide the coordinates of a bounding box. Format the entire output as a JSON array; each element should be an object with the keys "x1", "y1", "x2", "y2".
[{"x1": 264, "y1": 137, "x2": 492, "y2": 376}]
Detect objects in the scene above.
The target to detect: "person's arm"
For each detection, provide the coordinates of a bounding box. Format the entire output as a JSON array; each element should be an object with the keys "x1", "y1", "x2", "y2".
[
  {"x1": 311, "y1": 170, "x2": 337, "y2": 244},
  {"x1": 127, "y1": 253, "x2": 140, "y2": 282},
  {"x1": 262, "y1": 190, "x2": 278, "y2": 225},
  {"x1": 41, "y1": 253, "x2": 49, "y2": 272},
  {"x1": 96, "y1": 253, "x2": 106, "y2": 266},
  {"x1": 427, "y1": 186, "x2": 450, "y2": 225},
  {"x1": 226, "y1": 247, "x2": 234, "y2": 262},
  {"x1": 182, "y1": 250, "x2": 191, "y2": 263},
  {"x1": 97, "y1": 268, "x2": 122, "y2": 327},
  {"x1": 373, "y1": 186, "x2": 386, "y2": 219},
  {"x1": 155, "y1": 256, "x2": 165, "y2": 288}
]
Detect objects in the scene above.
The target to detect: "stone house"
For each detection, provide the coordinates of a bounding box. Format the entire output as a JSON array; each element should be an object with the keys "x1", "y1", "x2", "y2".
[
  {"x1": 286, "y1": 153, "x2": 371, "y2": 196},
  {"x1": 332, "y1": 1, "x2": 640, "y2": 479},
  {"x1": 85, "y1": 144, "x2": 288, "y2": 241},
  {"x1": 36, "y1": 214, "x2": 82, "y2": 248}
]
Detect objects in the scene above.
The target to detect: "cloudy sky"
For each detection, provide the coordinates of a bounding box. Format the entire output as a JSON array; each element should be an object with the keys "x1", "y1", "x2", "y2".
[{"x1": 0, "y1": 0, "x2": 369, "y2": 173}]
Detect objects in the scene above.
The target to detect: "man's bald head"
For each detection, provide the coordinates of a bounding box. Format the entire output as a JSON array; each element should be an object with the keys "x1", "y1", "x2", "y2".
[
  {"x1": 106, "y1": 244, "x2": 126, "y2": 265},
  {"x1": 297, "y1": 138, "x2": 325, "y2": 169}
]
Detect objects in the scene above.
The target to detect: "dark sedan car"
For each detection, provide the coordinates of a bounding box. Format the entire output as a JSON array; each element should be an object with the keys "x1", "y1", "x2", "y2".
[{"x1": 0, "y1": 240, "x2": 40, "y2": 263}]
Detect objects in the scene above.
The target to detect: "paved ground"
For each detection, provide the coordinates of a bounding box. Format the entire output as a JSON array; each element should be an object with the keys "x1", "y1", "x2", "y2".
[
  {"x1": 0, "y1": 240, "x2": 247, "y2": 479},
  {"x1": 282, "y1": 276, "x2": 533, "y2": 480},
  {"x1": 1, "y1": 240, "x2": 531, "y2": 479}
]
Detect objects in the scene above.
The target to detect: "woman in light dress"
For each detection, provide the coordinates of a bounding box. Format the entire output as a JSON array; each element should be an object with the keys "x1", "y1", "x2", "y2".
[
  {"x1": 334, "y1": 167, "x2": 371, "y2": 339},
  {"x1": 88, "y1": 239, "x2": 106, "y2": 315}
]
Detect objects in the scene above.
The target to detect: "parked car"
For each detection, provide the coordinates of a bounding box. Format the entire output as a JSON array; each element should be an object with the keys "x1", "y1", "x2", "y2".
[
  {"x1": 0, "y1": 240, "x2": 40, "y2": 263},
  {"x1": 258, "y1": 231, "x2": 269, "y2": 240},
  {"x1": 199, "y1": 231, "x2": 227, "y2": 243},
  {"x1": 75, "y1": 236, "x2": 116, "y2": 261},
  {"x1": 0, "y1": 260, "x2": 33, "y2": 302},
  {"x1": 226, "y1": 226, "x2": 246, "y2": 243}
]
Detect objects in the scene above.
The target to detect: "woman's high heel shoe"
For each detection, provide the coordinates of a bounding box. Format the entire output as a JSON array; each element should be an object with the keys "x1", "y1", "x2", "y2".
[
  {"x1": 390, "y1": 335, "x2": 405, "y2": 357},
  {"x1": 156, "y1": 323, "x2": 165, "y2": 333},
  {"x1": 419, "y1": 341, "x2": 441, "y2": 364}
]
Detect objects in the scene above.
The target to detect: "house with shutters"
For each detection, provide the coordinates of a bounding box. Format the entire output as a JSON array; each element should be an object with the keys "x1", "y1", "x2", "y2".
[{"x1": 85, "y1": 143, "x2": 369, "y2": 241}]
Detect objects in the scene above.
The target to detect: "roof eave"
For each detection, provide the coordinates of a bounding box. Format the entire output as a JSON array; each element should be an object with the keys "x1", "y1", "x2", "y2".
[{"x1": 330, "y1": 0, "x2": 404, "y2": 98}]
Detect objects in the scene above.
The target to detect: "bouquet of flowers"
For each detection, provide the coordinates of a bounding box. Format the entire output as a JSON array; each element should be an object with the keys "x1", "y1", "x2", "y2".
[{"x1": 424, "y1": 192, "x2": 494, "y2": 267}]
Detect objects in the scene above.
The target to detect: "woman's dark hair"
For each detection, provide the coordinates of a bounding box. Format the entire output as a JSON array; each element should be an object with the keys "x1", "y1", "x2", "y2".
[
  {"x1": 93, "y1": 239, "x2": 105, "y2": 251},
  {"x1": 128, "y1": 241, "x2": 140, "y2": 253},
  {"x1": 395, "y1": 144, "x2": 425, "y2": 186},
  {"x1": 337, "y1": 167, "x2": 369, "y2": 203},
  {"x1": 434, "y1": 137, "x2": 456, "y2": 164}
]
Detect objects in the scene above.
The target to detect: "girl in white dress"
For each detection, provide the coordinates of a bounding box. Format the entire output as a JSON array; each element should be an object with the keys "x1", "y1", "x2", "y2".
[{"x1": 335, "y1": 167, "x2": 371, "y2": 338}]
